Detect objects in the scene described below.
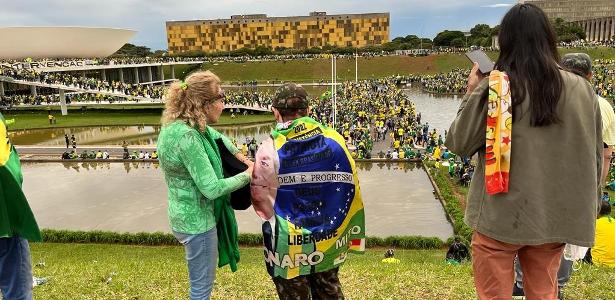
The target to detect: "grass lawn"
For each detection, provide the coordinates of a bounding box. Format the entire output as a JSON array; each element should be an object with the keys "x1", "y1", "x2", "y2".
[
  {"x1": 28, "y1": 243, "x2": 615, "y2": 299},
  {"x1": 3, "y1": 110, "x2": 274, "y2": 131},
  {"x1": 163, "y1": 47, "x2": 615, "y2": 83}
]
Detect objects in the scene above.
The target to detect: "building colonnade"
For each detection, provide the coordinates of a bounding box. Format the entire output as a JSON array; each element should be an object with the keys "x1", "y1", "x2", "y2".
[{"x1": 576, "y1": 17, "x2": 615, "y2": 42}]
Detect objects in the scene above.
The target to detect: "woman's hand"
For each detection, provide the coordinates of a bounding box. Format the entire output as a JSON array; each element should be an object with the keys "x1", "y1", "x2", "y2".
[
  {"x1": 466, "y1": 62, "x2": 486, "y2": 95},
  {"x1": 235, "y1": 152, "x2": 253, "y2": 166},
  {"x1": 244, "y1": 163, "x2": 254, "y2": 177},
  {"x1": 244, "y1": 159, "x2": 254, "y2": 168}
]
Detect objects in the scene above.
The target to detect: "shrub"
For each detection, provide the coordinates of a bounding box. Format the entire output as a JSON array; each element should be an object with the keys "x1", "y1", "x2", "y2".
[
  {"x1": 39, "y1": 229, "x2": 444, "y2": 249},
  {"x1": 423, "y1": 161, "x2": 473, "y2": 244}
]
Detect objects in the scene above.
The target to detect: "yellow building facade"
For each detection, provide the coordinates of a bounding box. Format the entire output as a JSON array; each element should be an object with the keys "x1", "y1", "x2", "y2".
[{"x1": 166, "y1": 12, "x2": 390, "y2": 54}]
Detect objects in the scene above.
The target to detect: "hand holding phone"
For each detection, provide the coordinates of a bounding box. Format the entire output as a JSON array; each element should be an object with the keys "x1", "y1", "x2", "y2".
[
  {"x1": 465, "y1": 50, "x2": 494, "y2": 74},
  {"x1": 466, "y1": 63, "x2": 486, "y2": 95}
]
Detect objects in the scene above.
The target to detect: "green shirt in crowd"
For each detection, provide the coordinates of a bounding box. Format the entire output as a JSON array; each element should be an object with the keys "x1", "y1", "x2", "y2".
[{"x1": 157, "y1": 121, "x2": 250, "y2": 234}]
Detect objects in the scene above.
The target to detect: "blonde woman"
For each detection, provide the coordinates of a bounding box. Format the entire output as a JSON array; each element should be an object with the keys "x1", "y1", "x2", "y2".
[{"x1": 157, "y1": 70, "x2": 253, "y2": 300}]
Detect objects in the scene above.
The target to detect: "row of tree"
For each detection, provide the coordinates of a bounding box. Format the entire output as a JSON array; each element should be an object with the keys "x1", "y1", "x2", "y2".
[
  {"x1": 432, "y1": 18, "x2": 586, "y2": 47},
  {"x1": 113, "y1": 18, "x2": 589, "y2": 57}
]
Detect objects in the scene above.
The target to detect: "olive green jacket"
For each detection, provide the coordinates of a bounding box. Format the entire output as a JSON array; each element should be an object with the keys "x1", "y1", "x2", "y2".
[{"x1": 446, "y1": 70, "x2": 602, "y2": 247}]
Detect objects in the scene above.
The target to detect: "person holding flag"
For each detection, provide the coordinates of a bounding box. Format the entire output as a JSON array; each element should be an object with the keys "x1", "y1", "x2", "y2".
[
  {"x1": 0, "y1": 111, "x2": 41, "y2": 300},
  {"x1": 251, "y1": 83, "x2": 365, "y2": 299}
]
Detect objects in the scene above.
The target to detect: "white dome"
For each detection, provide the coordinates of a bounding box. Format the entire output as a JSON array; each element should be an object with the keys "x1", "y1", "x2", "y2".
[{"x1": 0, "y1": 27, "x2": 136, "y2": 59}]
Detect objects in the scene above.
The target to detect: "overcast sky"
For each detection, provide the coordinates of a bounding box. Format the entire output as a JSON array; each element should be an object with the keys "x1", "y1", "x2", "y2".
[{"x1": 0, "y1": 0, "x2": 516, "y2": 50}]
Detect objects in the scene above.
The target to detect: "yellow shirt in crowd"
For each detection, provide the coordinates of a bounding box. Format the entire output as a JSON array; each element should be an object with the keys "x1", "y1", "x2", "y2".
[
  {"x1": 598, "y1": 96, "x2": 615, "y2": 146},
  {"x1": 593, "y1": 216, "x2": 615, "y2": 267},
  {"x1": 433, "y1": 147, "x2": 441, "y2": 160}
]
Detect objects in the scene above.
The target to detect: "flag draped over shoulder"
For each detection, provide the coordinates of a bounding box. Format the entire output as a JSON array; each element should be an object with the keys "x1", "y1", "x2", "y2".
[
  {"x1": 263, "y1": 117, "x2": 365, "y2": 279},
  {"x1": 485, "y1": 71, "x2": 512, "y2": 195},
  {"x1": 0, "y1": 113, "x2": 41, "y2": 241}
]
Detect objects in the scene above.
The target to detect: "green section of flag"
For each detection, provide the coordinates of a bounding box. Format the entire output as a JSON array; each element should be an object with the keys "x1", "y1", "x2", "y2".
[
  {"x1": 0, "y1": 113, "x2": 41, "y2": 241},
  {"x1": 274, "y1": 216, "x2": 290, "y2": 278},
  {"x1": 314, "y1": 209, "x2": 365, "y2": 274}
]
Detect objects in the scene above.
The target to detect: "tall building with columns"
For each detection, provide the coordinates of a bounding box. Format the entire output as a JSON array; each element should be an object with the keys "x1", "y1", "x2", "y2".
[{"x1": 519, "y1": 0, "x2": 614, "y2": 41}]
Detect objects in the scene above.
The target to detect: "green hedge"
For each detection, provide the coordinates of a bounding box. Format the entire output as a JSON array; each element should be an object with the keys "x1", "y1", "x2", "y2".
[
  {"x1": 39, "y1": 229, "x2": 443, "y2": 249},
  {"x1": 424, "y1": 161, "x2": 473, "y2": 244}
]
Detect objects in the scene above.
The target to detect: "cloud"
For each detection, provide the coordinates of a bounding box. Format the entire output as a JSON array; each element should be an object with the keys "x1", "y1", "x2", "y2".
[{"x1": 481, "y1": 4, "x2": 513, "y2": 8}]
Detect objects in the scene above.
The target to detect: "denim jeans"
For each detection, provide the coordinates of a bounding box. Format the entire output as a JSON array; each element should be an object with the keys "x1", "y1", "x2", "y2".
[
  {"x1": 174, "y1": 227, "x2": 218, "y2": 300},
  {"x1": 0, "y1": 236, "x2": 33, "y2": 300}
]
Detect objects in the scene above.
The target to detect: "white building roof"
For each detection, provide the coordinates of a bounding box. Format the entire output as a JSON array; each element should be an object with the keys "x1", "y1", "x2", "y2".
[{"x1": 0, "y1": 27, "x2": 136, "y2": 59}]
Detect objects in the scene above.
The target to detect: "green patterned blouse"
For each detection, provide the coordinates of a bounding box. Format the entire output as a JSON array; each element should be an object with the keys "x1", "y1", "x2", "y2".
[{"x1": 157, "y1": 121, "x2": 250, "y2": 234}]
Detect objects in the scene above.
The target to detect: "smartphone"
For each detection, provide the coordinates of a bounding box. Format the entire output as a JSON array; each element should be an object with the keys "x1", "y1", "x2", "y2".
[{"x1": 465, "y1": 50, "x2": 494, "y2": 74}]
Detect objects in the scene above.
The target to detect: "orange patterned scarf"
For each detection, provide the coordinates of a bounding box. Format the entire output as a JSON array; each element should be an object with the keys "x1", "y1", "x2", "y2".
[{"x1": 485, "y1": 71, "x2": 512, "y2": 195}]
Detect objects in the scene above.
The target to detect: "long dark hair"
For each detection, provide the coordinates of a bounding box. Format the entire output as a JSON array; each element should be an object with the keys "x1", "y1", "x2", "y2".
[{"x1": 496, "y1": 3, "x2": 563, "y2": 127}]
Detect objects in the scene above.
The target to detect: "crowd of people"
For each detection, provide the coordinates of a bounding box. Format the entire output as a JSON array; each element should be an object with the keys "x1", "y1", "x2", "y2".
[
  {"x1": 397, "y1": 60, "x2": 615, "y2": 100},
  {"x1": 0, "y1": 65, "x2": 166, "y2": 100},
  {"x1": 0, "y1": 51, "x2": 392, "y2": 67},
  {"x1": 1, "y1": 41, "x2": 611, "y2": 68},
  {"x1": 593, "y1": 59, "x2": 615, "y2": 100},
  {"x1": 60, "y1": 149, "x2": 158, "y2": 160},
  {"x1": 0, "y1": 63, "x2": 284, "y2": 108},
  {"x1": 558, "y1": 40, "x2": 615, "y2": 49},
  {"x1": 414, "y1": 69, "x2": 471, "y2": 95},
  {"x1": 308, "y1": 78, "x2": 454, "y2": 163}
]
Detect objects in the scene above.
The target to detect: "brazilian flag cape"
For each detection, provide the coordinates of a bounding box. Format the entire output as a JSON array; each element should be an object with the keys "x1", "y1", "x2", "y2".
[
  {"x1": 0, "y1": 113, "x2": 41, "y2": 241},
  {"x1": 263, "y1": 117, "x2": 365, "y2": 279}
]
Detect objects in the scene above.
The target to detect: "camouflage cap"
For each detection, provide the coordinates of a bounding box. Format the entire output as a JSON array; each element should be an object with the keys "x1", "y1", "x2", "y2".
[
  {"x1": 272, "y1": 83, "x2": 309, "y2": 109},
  {"x1": 562, "y1": 53, "x2": 592, "y2": 77}
]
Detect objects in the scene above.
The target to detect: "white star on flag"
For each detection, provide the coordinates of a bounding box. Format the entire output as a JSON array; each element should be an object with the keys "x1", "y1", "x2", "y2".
[
  {"x1": 336, "y1": 187, "x2": 341, "y2": 192},
  {"x1": 286, "y1": 215, "x2": 290, "y2": 221},
  {"x1": 335, "y1": 164, "x2": 340, "y2": 170}
]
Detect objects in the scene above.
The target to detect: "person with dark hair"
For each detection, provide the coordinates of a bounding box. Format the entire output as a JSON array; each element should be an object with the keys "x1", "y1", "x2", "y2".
[
  {"x1": 445, "y1": 3, "x2": 602, "y2": 299},
  {"x1": 251, "y1": 83, "x2": 365, "y2": 300},
  {"x1": 446, "y1": 237, "x2": 469, "y2": 264},
  {"x1": 514, "y1": 52, "x2": 615, "y2": 299}
]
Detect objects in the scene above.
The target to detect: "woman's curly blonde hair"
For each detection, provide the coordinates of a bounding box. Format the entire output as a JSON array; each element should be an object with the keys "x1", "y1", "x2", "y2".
[{"x1": 161, "y1": 70, "x2": 222, "y2": 131}]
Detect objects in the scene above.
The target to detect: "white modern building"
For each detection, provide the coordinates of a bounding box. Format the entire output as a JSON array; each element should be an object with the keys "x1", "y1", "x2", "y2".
[{"x1": 0, "y1": 27, "x2": 136, "y2": 59}]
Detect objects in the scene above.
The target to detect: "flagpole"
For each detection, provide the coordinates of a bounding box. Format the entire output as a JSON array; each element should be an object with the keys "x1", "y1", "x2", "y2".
[
  {"x1": 331, "y1": 54, "x2": 334, "y2": 128},
  {"x1": 333, "y1": 55, "x2": 337, "y2": 130},
  {"x1": 355, "y1": 51, "x2": 358, "y2": 83}
]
